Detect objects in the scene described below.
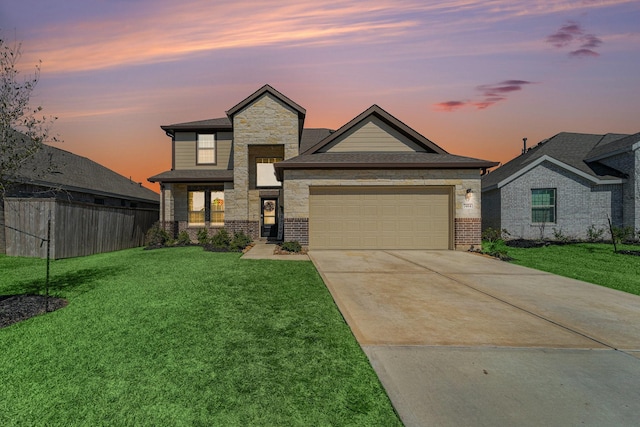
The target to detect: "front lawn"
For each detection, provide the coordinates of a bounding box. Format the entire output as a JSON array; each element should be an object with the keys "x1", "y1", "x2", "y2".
[
  {"x1": 0, "y1": 247, "x2": 401, "y2": 426},
  {"x1": 505, "y1": 243, "x2": 640, "y2": 296}
]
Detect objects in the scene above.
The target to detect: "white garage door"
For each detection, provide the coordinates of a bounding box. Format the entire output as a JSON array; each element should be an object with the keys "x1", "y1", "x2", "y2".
[{"x1": 309, "y1": 186, "x2": 452, "y2": 250}]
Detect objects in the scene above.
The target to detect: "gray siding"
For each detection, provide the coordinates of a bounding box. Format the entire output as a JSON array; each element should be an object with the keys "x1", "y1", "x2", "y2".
[
  {"x1": 322, "y1": 116, "x2": 426, "y2": 153},
  {"x1": 598, "y1": 150, "x2": 639, "y2": 230},
  {"x1": 481, "y1": 188, "x2": 501, "y2": 231},
  {"x1": 497, "y1": 162, "x2": 622, "y2": 240},
  {"x1": 174, "y1": 131, "x2": 233, "y2": 170}
]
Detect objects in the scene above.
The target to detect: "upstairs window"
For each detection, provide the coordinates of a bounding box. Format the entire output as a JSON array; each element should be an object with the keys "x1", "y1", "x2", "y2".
[
  {"x1": 531, "y1": 188, "x2": 556, "y2": 223},
  {"x1": 197, "y1": 133, "x2": 216, "y2": 165}
]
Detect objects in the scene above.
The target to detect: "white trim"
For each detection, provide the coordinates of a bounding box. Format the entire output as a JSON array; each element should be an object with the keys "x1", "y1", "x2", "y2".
[{"x1": 496, "y1": 155, "x2": 625, "y2": 189}]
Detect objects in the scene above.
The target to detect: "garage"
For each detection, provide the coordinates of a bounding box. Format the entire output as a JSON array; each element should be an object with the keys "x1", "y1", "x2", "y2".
[{"x1": 309, "y1": 186, "x2": 452, "y2": 250}]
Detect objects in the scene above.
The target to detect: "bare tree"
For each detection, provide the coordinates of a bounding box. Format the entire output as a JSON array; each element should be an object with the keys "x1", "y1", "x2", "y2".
[{"x1": 0, "y1": 36, "x2": 59, "y2": 198}]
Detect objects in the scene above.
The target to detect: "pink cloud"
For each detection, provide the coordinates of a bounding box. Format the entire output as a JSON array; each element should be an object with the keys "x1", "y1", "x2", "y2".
[
  {"x1": 569, "y1": 48, "x2": 600, "y2": 57},
  {"x1": 434, "y1": 79, "x2": 534, "y2": 112},
  {"x1": 434, "y1": 100, "x2": 468, "y2": 112},
  {"x1": 546, "y1": 20, "x2": 603, "y2": 58}
]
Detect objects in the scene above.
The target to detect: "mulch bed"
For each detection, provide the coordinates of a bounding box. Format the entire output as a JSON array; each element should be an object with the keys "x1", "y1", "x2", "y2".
[{"x1": 0, "y1": 294, "x2": 68, "y2": 329}]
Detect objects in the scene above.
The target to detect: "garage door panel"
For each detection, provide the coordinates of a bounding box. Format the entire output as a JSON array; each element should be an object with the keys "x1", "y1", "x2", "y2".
[{"x1": 309, "y1": 186, "x2": 452, "y2": 250}]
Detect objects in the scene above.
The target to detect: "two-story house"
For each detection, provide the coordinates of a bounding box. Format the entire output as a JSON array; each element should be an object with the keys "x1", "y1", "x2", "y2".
[{"x1": 148, "y1": 85, "x2": 497, "y2": 250}]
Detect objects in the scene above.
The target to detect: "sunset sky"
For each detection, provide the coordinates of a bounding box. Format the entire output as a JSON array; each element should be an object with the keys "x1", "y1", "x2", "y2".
[{"x1": 2, "y1": 0, "x2": 639, "y2": 192}]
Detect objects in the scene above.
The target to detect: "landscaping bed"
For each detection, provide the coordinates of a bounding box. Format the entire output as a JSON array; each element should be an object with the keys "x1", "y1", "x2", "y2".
[{"x1": 0, "y1": 294, "x2": 67, "y2": 329}]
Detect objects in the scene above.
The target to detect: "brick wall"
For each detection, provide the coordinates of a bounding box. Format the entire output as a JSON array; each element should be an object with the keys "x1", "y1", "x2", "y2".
[
  {"x1": 499, "y1": 161, "x2": 622, "y2": 239},
  {"x1": 225, "y1": 220, "x2": 260, "y2": 240},
  {"x1": 455, "y1": 217, "x2": 482, "y2": 250},
  {"x1": 283, "y1": 217, "x2": 309, "y2": 245}
]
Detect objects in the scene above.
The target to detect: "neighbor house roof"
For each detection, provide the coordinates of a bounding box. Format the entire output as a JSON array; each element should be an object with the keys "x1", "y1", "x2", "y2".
[
  {"x1": 482, "y1": 132, "x2": 630, "y2": 191},
  {"x1": 9, "y1": 144, "x2": 159, "y2": 203},
  {"x1": 586, "y1": 132, "x2": 640, "y2": 162},
  {"x1": 148, "y1": 169, "x2": 234, "y2": 183}
]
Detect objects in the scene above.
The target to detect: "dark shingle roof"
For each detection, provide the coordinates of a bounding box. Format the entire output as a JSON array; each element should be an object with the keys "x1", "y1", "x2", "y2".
[
  {"x1": 11, "y1": 144, "x2": 159, "y2": 203},
  {"x1": 161, "y1": 117, "x2": 232, "y2": 135},
  {"x1": 300, "y1": 128, "x2": 333, "y2": 152},
  {"x1": 482, "y1": 132, "x2": 630, "y2": 190},
  {"x1": 586, "y1": 132, "x2": 640, "y2": 161},
  {"x1": 148, "y1": 169, "x2": 233, "y2": 183}
]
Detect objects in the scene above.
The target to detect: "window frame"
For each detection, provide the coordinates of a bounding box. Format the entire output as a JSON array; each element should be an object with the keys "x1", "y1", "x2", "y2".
[
  {"x1": 196, "y1": 133, "x2": 217, "y2": 165},
  {"x1": 188, "y1": 186, "x2": 224, "y2": 227},
  {"x1": 531, "y1": 188, "x2": 556, "y2": 224},
  {"x1": 255, "y1": 157, "x2": 283, "y2": 188}
]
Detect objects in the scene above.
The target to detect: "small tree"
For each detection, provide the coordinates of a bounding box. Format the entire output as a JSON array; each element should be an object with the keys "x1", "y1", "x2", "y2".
[{"x1": 1, "y1": 36, "x2": 59, "y2": 198}]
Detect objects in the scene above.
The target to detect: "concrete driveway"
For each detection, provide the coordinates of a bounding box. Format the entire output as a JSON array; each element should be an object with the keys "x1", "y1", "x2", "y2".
[{"x1": 309, "y1": 250, "x2": 640, "y2": 427}]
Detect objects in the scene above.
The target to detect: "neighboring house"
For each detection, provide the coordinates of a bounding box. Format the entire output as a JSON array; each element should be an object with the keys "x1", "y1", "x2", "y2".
[
  {"x1": 1, "y1": 143, "x2": 159, "y2": 258},
  {"x1": 482, "y1": 132, "x2": 640, "y2": 240},
  {"x1": 149, "y1": 85, "x2": 497, "y2": 250}
]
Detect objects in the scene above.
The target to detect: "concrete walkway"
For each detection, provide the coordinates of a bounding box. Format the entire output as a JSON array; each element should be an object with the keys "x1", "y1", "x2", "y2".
[{"x1": 309, "y1": 250, "x2": 640, "y2": 427}]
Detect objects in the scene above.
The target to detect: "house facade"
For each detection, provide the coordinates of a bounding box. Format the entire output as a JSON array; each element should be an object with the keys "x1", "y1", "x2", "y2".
[
  {"x1": 149, "y1": 85, "x2": 497, "y2": 250},
  {"x1": 482, "y1": 132, "x2": 640, "y2": 240}
]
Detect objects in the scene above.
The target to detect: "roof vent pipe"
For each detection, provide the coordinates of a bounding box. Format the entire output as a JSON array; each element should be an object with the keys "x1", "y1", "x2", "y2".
[{"x1": 522, "y1": 137, "x2": 528, "y2": 155}]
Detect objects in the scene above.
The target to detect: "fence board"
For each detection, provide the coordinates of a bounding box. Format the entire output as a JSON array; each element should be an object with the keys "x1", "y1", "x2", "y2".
[{"x1": 4, "y1": 198, "x2": 158, "y2": 259}]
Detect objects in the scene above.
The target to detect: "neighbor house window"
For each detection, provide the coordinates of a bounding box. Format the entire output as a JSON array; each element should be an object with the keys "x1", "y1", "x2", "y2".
[
  {"x1": 256, "y1": 157, "x2": 282, "y2": 187},
  {"x1": 197, "y1": 133, "x2": 216, "y2": 165},
  {"x1": 188, "y1": 187, "x2": 224, "y2": 226},
  {"x1": 531, "y1": 188, "x2": 556, "y2": 223}
]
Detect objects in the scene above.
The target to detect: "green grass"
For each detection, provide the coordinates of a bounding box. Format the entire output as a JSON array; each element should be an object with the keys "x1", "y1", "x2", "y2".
[
  {"x1": 503, "y1": 242, "x2": 640, "y2": 296},
  {"x1": 0, "y1": 247, "x2": 401, "y2": 426}
]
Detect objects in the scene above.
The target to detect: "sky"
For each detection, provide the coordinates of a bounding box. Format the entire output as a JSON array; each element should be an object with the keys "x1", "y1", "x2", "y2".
[{"x1": 2, "y1": 0, "x2": 639, "y2": 193}]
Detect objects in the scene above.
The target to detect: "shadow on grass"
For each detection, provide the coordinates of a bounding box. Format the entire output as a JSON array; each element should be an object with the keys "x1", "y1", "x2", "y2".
[{"x1": 1, "y1": 267, "x2": 120, "y2": 297}]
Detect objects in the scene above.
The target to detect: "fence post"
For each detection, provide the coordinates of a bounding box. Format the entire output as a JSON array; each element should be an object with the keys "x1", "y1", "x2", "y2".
[{"x1": 45, "y1": 210, "x2": 51, "y2": 312}]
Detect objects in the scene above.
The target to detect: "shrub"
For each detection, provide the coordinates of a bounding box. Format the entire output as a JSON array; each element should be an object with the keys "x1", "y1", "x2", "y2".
[
  {"x1": 145, "y1": 222, "x2": 170, "y2": 247},
  {"x1": 230, "y1": 231, "x2": 252, "y2": 252},
  {"x1": 177, "y1": 230, "x2": 191, "y2": 245},
  {"x1": 552, "y1": 228, "x2": 569, "y2": 242},
  {"x1": 211, "y1": 228, "x2": 231, "y2": 248},
  {"x1": 611, "y1": 225, "x2": 634, "y2": 245},
  {"x1": 586, "y1": 225, "x2": 605, "y2": 242},
  {"x1": 481, "y1": 227, "x2": 511, "y2": 260},
  {"x1": 280, "y1": 241, "x2": 302, "y2": 253},
  {"x1": 197, "y1": 228, "x2": 210, "y2": 245}
]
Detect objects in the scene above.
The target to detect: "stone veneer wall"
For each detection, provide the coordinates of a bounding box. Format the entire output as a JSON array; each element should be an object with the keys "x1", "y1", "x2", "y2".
[
  {"x1": 283, "y1": 168, "x2": 483, "y2": 250},
  {"x1": 228, "y1": 93, "x2": 300, "y2": 235}
]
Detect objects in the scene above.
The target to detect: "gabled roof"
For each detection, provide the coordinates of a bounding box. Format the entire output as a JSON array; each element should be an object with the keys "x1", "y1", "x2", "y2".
[
  {"x1": 225, "y1": 84, "x2": 306, "y2": 119},
  {"x1": 161, "y1": 117, "x2": 232, "y2": 136},
  {"x1": 302, "y1": 104, "x2": 447, "y2": 155},
  {"x1": 300, "y1": 128, "x2": 334, "y2": 152},
  {"x1": 275, "y1": 105, "x2": 498, "y2": 179},
  {"x1": 482, "y1": 132, "x2": 630, "y2": 191},
  {"x1": 9, "y1": 144, "x2": 159, "y2": 203},
  {"x1": 148, "y1": 169, "x2": 233, "y2": 183}
]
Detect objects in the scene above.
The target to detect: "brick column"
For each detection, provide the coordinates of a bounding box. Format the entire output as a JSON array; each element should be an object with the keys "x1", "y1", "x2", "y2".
[{"x1": 454, "y1": 217, "x2": 481, "y2": 250}]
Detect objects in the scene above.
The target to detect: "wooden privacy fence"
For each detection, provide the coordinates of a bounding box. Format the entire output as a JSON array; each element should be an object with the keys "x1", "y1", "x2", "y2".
[{"x1": 3, "y1": 198, "x2": 158, "y2": 259}]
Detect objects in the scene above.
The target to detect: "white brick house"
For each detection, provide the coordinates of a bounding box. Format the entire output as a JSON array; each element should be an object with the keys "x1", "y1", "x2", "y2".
[
  {"x1": 149, "y1": 85, "x2": 497, "y2": 250},
  {"x1": 482, "y1": 132, "x2": 640, "y2": 240}
]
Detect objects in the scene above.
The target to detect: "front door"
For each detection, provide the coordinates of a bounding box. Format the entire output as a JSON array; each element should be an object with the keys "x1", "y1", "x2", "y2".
[{"x1": 261, "y1": 198, "x2": 278, "y2": 238}]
